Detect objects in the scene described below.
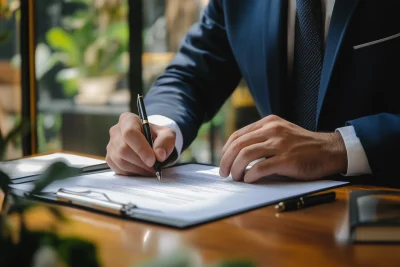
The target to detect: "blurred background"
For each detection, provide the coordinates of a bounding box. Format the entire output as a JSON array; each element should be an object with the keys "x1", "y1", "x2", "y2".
[{"x1": 0, "y1": 0, "x2": 260, "y2": 165}]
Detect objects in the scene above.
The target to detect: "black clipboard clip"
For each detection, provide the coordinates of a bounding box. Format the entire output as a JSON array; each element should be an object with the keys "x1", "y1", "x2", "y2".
[{"x1": 56, "y1": 188, "x2": 137, "y2": 216}]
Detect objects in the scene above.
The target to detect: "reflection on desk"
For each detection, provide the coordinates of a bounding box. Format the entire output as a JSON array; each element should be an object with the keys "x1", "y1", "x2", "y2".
[{"x1": 16, "y1": 184, "x2": 400, "y2": 267}]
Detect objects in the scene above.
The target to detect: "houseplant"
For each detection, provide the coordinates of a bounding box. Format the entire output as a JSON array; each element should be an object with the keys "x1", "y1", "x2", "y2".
[{"x1": 46, "y1": 0, "x2": 129, "y2": 104}]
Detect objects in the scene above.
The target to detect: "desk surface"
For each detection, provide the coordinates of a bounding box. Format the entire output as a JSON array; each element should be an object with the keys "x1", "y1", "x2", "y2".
[{"x1": 19, "y1": 183, "x2": 399, "y2": 267}]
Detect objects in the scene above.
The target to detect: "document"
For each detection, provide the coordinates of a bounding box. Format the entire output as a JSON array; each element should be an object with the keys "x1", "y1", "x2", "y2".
[
  {"x1": 11, "y1": 164, "x2": 348, "y2": 226},
  {"x1": 1, "y1": 153, "x2": 105, "y2": 180}
]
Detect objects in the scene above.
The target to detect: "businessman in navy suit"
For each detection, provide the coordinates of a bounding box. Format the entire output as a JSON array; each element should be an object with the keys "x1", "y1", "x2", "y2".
[{"x1": 106, "y1": 0, "x2": 400, "y2": 182}]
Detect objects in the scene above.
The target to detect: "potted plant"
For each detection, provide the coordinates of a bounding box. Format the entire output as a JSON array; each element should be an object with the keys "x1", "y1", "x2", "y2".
[{"x1": 46, "y1": 0, "x2": 129, "y2": 105}]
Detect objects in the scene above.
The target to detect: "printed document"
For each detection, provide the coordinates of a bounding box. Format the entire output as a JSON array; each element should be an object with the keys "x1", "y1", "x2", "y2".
[{"x1": 11, "y1": 164, "x2": 348, "y2": 225}]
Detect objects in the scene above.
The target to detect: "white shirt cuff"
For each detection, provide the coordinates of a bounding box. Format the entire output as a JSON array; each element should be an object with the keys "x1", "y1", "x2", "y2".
[
  {"x1": 336, "y1": 126, "x2": 372, "y2": 176},
  {"x1": 148, "y1": 115, "x2": 183, "y2": 164}
]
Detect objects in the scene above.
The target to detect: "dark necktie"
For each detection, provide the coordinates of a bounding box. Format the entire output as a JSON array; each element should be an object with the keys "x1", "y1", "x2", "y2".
[{"x1": 292, "y1": 0, "x2": 324, "y2": 131}]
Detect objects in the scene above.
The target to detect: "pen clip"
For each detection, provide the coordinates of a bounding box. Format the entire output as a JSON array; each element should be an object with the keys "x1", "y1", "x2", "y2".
[{"x1": 56, "y1": 188, "x2": 137, "y2": 215}]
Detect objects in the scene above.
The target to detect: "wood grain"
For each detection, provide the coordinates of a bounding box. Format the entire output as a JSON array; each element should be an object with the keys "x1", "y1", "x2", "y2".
[
  {"x1": 18, "y1": 185, "x2": 400, "y2": 267},
  {"x1": 4, "y1": 152, "x2": 400, "y2": 266}
]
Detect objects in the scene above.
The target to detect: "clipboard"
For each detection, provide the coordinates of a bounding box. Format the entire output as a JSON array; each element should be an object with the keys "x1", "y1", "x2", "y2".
[
  {"x1": 9, "y1": 163, "x2": 349, "y2": 229},
  {"x1": 10, "y1": 187, "x2": 191, "y2": 228}
]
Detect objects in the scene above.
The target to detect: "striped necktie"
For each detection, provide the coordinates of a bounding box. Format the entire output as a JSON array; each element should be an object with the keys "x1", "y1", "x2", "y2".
[{"x1": 292, "y1": 0, "x2": 324, "y2": 131}]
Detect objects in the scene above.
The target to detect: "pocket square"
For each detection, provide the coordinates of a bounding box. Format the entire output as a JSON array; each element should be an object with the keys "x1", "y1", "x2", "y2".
[{"x1": 353, "y1": 33, "x2": 400, "y2": 50}]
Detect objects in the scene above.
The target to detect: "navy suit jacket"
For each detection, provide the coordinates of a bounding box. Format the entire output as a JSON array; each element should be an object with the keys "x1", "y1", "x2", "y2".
[{"x1": 145, "y1": 0, "x2": 400, "y2": 180}]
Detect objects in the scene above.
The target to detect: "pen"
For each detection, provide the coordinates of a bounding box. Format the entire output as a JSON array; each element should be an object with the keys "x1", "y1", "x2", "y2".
[
  {"x1": 275, "y1": 191, "x2": 336, "y2": 212},
  {"x1": 137, "y1": 95, "x2": 162, "y2": 180}
]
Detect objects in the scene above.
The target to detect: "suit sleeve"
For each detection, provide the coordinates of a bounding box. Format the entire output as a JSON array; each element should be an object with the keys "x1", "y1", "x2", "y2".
[
  {"x1": 144, "y1": 0, "x2": 242, "y2": 151},
  {"x1": 347, "y1": 113, "x2": 400, "y2": 179}
]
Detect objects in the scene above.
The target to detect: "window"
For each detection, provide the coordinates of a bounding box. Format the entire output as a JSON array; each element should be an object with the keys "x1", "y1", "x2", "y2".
[
  {"x1": 35, "y1": 0, "x2": 130, "y2": 155},
  {"x1": 0, "y1": 0, "x2": 22, "y2": 160}
]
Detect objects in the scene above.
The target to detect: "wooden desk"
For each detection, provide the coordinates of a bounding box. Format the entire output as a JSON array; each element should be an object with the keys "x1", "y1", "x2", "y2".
[{"x1": 19, "y1": 184, "x2": 398, "y2": 267}]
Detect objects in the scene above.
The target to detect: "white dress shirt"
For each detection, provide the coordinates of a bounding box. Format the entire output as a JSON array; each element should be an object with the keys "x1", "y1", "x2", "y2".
[{"x1": 149, "y1": 0, "x2": 372, "y2": 176}]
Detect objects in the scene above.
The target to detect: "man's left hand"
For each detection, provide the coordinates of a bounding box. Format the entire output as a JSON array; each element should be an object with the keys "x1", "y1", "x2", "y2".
[{"x1": 219, "y1": 115, "x2": 348, "y2": 182}]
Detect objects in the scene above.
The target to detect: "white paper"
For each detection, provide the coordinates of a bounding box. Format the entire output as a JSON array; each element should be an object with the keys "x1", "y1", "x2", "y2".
[
  {"x1": 1, "y1": 153, "x2": 105, "y2": 179},
  {"x1": 11, "y1": 164, "x2": 348, "y2": 224}
]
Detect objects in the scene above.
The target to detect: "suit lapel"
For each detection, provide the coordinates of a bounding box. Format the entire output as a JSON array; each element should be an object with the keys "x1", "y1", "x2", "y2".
[
  {"x1": 264, "y1": 0, "x2": 288, "y2": 117},
  {"x1": 316, "y1": 0, "x2": 360, "y2": 125}
]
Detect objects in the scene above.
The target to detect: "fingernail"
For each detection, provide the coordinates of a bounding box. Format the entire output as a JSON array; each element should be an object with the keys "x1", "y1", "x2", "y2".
[
  {"x1": 155, "y1": 148, "x2": 166, "y2": 161},
  {"x1": 145, "y1": 157, "x2": 154, "y2": 167},
  {"x1": 219, "y1": 168, "x2": 226, "y2": 177}
]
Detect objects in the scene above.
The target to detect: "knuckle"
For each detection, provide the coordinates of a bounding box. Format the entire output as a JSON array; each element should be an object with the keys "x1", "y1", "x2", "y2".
[
  {"x1": 109, "y1": 125, "x2": 117, "y2": 136},
  {"x1": 252, "y1": 164, "x2": 263, "y2": 176},
  {"x1": 240, "y1": 147, "x2": 252, "y2": 160},
  {"x1": 113, "y1": 157, "x2": 126, "y2": 171},
  {"x1": 105, "y1": 154, "x2": 112, "y2": 164},
  {"x1": 122, "y1": 127, "x2": 140, "y2": 141},
  {"x1": 232, "y1": 131, "x2": 241, "y2": 140},
  {"x1": 135, "y1": 145, "x2": 146, "y2": 158},
  {"x1": 117, "y1": 145, "x2": 130, "y2": 158},
  {"x1": 106, "y1": 143, "x2": 112, "y2": 153},
  {"x1": 119, "y1": 112, "x2": 130, "y2": 122},
  {"x1": 163, "y1": 128, "x2": 176, "y2": 141},
  {"x1": 267, "y1": 114, "x2": 279, "y2": 121},
  {"x1": 232, "y1": 140, "x2": 242, "y2": 152},
  {"x1": 275, "y1": 138, "x2": 287, "y2": 149},
  {"x1": 269, "y1": 122, "x2": 284, "y2": 134}
]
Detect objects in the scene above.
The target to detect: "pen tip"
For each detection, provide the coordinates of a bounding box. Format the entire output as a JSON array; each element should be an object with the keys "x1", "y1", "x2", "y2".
[{"x1": 156, "y1": 172, "x2": 161, "y2": 180}]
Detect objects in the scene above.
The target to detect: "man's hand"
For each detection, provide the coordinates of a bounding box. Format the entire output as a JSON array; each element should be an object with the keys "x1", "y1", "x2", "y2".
[
  {"x1": 106, "y1": 112, "x2": 176, "y2": 176},
  {"x1": 219, "y1": 115, "x2": 347, "y2": 182}
]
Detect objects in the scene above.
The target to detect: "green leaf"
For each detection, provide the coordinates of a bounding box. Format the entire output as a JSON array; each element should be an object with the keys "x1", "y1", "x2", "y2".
[
  {"x1": 46, "y1": 28, "x2": 82, "y2": 67},
  {"x1": 57, "y1": 237, "x2": 100, "y2": 267},
  {"x1": 31, "y1": 162, "x2": 82, "y2": 194},
  {"x1": 104, "y1": 22, "x2": 129, "y2": 45},
  {"x1": 35, "y1": 43, "x2": 59, "y2": 80}
]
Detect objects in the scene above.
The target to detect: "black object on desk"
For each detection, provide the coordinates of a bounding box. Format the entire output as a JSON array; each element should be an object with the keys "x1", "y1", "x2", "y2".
[
  {"x1": 137, "y1": 95, "x2": 162, "y2": 180},
  {"x1": 349, "y1": 190, "x2": 400, "y2": 243},
  {"x1": 275, "y1": 191, "x2": 336, "y2": 212}
]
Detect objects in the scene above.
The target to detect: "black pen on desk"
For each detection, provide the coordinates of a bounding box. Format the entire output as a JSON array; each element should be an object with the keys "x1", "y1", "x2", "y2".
[
  {"x1": 137, "y1": 95, "x2": 162, "y2": 180},
  {"x1": 275, "y1": 191, "x2": 336, "y2": 212}
]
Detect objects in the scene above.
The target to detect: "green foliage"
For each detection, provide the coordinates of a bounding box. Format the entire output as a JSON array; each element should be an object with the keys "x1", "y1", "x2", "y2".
[
  {"x1": 45, "y1": 0, "x2": 129, "y2": 83},
  {"x1": 0, "y1": 0, "x2": 19, "y2": 45},
  {"x1": 0, "y1": 121, "x2": 100, "y2": 267},
  {"x1": 47, "y1": 28, "x2": 82, "y2": 67},
  {"x1": 0, "y1": 120, "x2": 255, "y2": 267},
  {"x1": 0, "y1": 161, "x2": 100, "y2": 267},
  {"x1": 31, "y1": 161, "x2": 82, "y2": 194},
  {"x1": 57, "y1": 237, "x2": 100, "y2": 267}
]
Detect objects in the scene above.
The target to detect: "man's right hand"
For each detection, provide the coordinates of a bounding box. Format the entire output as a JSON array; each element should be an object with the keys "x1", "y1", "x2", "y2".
[{"x1": 106, "y1": 112, "x2": 176, "y2": 176}]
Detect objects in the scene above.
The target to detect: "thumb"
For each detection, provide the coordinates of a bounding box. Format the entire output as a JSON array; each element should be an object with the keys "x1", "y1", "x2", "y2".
[{"x1": 152, "y1": 125, "x2": 176, "y2": 162}]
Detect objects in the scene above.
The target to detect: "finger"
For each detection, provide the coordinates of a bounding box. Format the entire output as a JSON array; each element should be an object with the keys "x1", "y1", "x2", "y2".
[
  {"x1": 221, "y1": 115, "x2": 281, "y2": 156},
  {"x1": 118, "y1": 142, "x2": 155, "y2": 174},
  {"x1": 119, "y1": 114, "x2": 156, "y2": 167},
  {"x1": 244, "y1": 157, "x2": 283, "y2": 183},
  {"x1": 152, "y1": 126, "x2": 176, "y2": 162},
  {"x1": 221, "y1": 121, "x2": 262, "y2": 156},
  {"x1": 112, "y1": 155, "x2": 155, "y2": 176},
  {"x1": 230, "y1": 141, "x2": 276, "y2": 181},
  {"x1": 109, "y1": 123, "x2": 155, "y2": 173},
  {"x1": 219, "y1": 128, "x2": 268, "y2": 177},
  {"x1": 106, "y1": 155, "x2": 131, "y2": 176}
]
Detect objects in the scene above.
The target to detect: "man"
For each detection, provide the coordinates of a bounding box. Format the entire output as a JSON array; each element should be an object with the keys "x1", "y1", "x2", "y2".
[{"x1": 106, "y1": 0, "x2": 400, "y2": 182}]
